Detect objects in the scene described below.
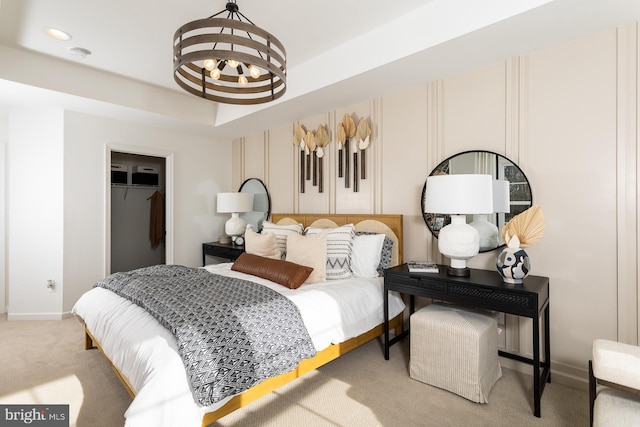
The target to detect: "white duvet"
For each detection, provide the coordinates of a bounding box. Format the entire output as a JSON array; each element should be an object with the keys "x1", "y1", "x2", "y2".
[{"x1": 72, "y1": 263, "x2": 405, "y2": 427}]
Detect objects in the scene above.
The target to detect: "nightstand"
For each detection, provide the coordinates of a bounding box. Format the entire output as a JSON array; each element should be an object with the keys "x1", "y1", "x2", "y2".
[
  {"x1": 202, "y1": 241, "x2": 245, "y2": 265},
  {"x1": 384, "y1": 263, "x2": 550, "y2": 417}
]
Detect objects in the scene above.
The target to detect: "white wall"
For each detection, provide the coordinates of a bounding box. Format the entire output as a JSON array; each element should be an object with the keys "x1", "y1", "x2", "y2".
[
  {"x1": 61, "y1": 111, "x2": 231, "y2": 314},
  {"x1": 232, "y1": 23, "x2": 640, "y2": 389},
  {"x1": 521, "y1": 28, "x2": 620, "y2": 377},
  {"x1": 7, "y1": 109, "x2": 65, "y2": 319},
  {"x1": 5, "y1": 109, "x2": 232, "y2": 318}
]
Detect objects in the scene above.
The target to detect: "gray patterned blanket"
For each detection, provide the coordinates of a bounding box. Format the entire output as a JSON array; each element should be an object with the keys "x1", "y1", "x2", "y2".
[{"x1": 94, "y1": 265, "x2": 316, "y2": 406}]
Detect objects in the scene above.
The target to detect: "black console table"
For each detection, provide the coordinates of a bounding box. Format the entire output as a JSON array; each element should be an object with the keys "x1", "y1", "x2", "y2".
[{"x1": 384, "y1": 264, "x2": 550, "y2": 417}]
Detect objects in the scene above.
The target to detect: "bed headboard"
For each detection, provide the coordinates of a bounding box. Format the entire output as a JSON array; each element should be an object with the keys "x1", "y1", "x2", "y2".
[{"x1": 270, "y1": 214, "x2": 403, "y2": 266}]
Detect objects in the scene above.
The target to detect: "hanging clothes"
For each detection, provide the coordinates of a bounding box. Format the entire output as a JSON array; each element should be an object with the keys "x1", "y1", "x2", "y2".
[{"x1": 147, "y1": 190, "x2": 165, "y2": 249}]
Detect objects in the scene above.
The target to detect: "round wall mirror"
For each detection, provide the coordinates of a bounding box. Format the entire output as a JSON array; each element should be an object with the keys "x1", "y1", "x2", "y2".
[
  {"x1": 421, "y1": 150, "x2": 532, "y2": 252},
  {"x1": 239, "y1": 178, "x2": 271, "y2": 232}
]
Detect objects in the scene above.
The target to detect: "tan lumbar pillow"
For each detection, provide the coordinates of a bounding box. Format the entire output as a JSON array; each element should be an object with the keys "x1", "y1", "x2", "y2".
[{"x1": 231, "y1": 253, "x2": 313, "y2": 289}]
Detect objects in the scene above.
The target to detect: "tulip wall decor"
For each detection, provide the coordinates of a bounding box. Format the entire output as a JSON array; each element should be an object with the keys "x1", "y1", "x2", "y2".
[
  {"x1": 293, "y1": 122, "x2": 330, "y2": 193},
  {"x1": 337, "y1": 113, "x2": 371, "y2": 192}
]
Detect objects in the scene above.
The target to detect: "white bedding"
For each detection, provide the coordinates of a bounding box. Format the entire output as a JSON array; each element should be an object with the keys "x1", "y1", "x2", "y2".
[{"x1": 72, "y1": 263, "x2": 405, "y2": 427}]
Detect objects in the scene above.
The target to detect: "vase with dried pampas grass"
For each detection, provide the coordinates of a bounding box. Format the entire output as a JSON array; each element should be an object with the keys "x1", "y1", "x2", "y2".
[{"x1": 496, "y1": 205, "x2": 545, "y2": 284}]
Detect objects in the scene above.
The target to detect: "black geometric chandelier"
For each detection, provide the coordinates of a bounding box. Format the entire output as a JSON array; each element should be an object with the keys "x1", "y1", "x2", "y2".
[{"x1": 173, "y1": 1, "x2": 287, "y2": 105}]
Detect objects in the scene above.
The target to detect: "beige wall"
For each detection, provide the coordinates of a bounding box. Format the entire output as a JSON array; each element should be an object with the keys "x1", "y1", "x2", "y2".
[{"x1": 232, "y1": 23, "x2": 640, "y2": 388}]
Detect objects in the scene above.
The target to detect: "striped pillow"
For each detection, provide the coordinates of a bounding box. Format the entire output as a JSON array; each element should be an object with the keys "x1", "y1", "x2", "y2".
[
  {"x1": 261, "y1": 221, "x2": 304, "y2": 258},
  {"x1": 305, "y1": 224, "x2": 355, "y2": 280}
]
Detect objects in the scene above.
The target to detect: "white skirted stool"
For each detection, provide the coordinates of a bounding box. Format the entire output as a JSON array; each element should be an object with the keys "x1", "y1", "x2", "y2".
[{"x1": 409, "y1": 303, "x2": 502, "y2": 403}]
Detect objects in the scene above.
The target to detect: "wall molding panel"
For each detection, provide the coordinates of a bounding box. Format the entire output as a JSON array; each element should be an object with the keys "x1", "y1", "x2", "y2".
[
  {"x1": 616, "y1": 23, "x2": 639, "y2": 345},
  {"x1": 426, "y1": 81, "x2": 443, "y2": 262},
  {"x1": 231, "y1": 137, "x2": 245, "y2": 190},
  {"x1": 371, "y1": 98, "x2": 383, "y2": 214},
  {"x1": 504, "y1": 56, "x2": 523, "y2": 355},
  {"x1": 505, "y1": 57, "x2": 522, "y2": 162}
]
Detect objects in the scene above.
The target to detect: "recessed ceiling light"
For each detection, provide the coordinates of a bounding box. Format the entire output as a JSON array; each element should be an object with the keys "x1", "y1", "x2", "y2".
[
  {"x1": 68, "y1": 47, "x2": 91, "y2": 59},
  {"x1": 44, "y1": 27, "x2": 72, "y2": 41}
]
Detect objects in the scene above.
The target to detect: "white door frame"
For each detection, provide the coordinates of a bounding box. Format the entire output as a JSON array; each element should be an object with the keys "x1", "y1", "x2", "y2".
[{"x1": 105, "y1": 144, "x2": 174, "y2": 275}]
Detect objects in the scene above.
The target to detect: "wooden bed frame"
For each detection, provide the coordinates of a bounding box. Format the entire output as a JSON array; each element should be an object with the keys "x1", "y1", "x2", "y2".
[{"x1": 84, "y1": 213, "x2": 404, "y2": 427}]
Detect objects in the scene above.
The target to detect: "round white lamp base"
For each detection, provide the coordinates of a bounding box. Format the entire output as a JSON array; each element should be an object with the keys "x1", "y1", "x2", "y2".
[
  {"x1": 225, "y1": 213, "x2": 246, "y2": 238},
  {"x1": 438, "y1": 215, "x2": 480, "y2": 277}
]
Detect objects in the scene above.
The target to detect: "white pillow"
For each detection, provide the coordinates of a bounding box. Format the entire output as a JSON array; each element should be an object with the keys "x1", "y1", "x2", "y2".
[
  {"x1": 285, "y1": 230, "x2": 327, "y2": 284},
  {"x1": 261, "y1": 221, "x2": 303, "y2": 258},
  {"x1": 305, "y1": 224, "x2": 355, "y2": 280},
  {"x1": 351, "y1": 233, "x2": 386, "y2": 278}
]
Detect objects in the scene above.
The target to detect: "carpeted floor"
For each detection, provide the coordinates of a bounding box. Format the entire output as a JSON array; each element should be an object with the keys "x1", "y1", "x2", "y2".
[{"x1": 0, "y1": 314, "x2": 588, "y2": 426}]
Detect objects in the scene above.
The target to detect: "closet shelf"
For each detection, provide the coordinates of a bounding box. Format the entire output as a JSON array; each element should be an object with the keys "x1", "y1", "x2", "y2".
[{"x1": 111, "y1": 184, "x2": 163, "y2": 189}]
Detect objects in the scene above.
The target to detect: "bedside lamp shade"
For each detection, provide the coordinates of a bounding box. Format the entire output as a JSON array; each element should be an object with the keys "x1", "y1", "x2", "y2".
[
  {"x1": 425, "y1": 174, "x2": 493, "y2": 276},
  {"x1": 217, "y1": 192, "x2": 253, "y2": 239}
]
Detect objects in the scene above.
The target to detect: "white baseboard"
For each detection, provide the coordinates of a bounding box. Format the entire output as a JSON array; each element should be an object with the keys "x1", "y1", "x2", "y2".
[
  {"x1": 7, "y1": 311, "x2": 74, "y2": 321},
  {"x1": 499, "y1": 356, "x2": 589, "y2": 392}
]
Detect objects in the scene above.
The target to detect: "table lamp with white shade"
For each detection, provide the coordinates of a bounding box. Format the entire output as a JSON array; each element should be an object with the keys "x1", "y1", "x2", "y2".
[
  {"x1": 217, "y1": 192, "x2": 253, "y2": 244},
  {"x1": 424, "y1": 174, "x2": 494, "y2": 276}
]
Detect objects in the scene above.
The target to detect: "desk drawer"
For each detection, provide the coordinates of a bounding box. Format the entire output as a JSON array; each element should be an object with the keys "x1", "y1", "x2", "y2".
[
  {"x1": 448, "y1": 283, "x2": 534, "y2": 309},
  {"x1": 387, "y1": 273, "x2": 446, "y2": 292},
  {"x1": 202, "y1": 244, "x2": 243, "y2": 261},
  {"x1": 209, "y1": 247, "x2": 238, "y2": 260}
]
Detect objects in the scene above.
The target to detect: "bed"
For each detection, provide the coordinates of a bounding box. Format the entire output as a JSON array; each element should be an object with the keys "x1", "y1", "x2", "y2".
[{"x1": 72, "y1": 213, "x2": 405, "y2": 427}]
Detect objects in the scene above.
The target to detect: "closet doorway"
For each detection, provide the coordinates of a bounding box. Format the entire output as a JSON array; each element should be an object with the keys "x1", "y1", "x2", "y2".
[{"x1": 109, "y1": 149, "x2": 172, "y2": 274}]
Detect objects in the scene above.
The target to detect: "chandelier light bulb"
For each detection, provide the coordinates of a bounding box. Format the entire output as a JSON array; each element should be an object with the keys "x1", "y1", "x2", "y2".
[
  {"x1": 203, "y1": 59, "x2": 217, "y2": 71},
  {"x1": 248, "y1": 64, "x2": 261, "y2": 79},
  {"x1": 228, "y1": 59, "x2": 239, "y2": 68},
  {"x1": 211, "y1": 68, "x2": 221, "y2": 80},
  {"x1": 236, "y1": 65, "x2": 247, "y2": 85}
]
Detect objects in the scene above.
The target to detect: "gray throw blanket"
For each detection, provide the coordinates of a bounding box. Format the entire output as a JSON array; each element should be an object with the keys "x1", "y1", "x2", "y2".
[{"x1": 94, "y1": 265, "x2": 316, "y2": 406}]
